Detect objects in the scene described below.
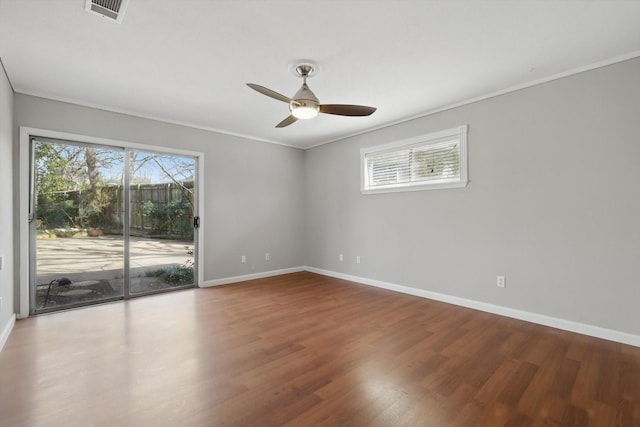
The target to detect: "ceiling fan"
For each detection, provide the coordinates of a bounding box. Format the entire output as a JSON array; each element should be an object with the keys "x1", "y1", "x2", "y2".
[{"x1": 247, "y1": 64, "x2": 377, "y2": 128}]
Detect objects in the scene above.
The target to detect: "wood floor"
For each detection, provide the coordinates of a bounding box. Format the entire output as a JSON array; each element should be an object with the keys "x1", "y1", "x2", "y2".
[{"x1": 1, "y1": 272, "x2": 638, "y2": 426}]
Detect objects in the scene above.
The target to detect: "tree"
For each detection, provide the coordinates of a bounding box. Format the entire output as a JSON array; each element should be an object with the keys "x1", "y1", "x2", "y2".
[
  {"x1": 34, "y1": 142, "x2": 80, "y2": 228},
  {"x1": 34, "y1": 141, "x2": 195, "y2": 237},
  {"x1": 130, "y1": 152, "x2": 195, "y2": 208}
]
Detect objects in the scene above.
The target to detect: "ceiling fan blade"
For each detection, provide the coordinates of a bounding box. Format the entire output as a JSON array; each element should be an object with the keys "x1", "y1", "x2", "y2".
[
  {"x1": 319, "y1": 104, "x2": 376, "y2": 116},
  {"x1": 247, "y1": 83, "x2": 292, "y2": 103},
  {"x1": 276, "y1": 115, "x2": 298, "y2": 128}
]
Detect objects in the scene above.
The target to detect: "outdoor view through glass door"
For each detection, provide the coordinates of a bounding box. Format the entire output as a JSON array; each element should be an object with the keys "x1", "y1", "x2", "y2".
[
  {"x1": 30, "y1": 137, "x2": 197, "y2": 314},
  {"x1": 127, "y1": 150, "x2": 196, "y2": 295}
]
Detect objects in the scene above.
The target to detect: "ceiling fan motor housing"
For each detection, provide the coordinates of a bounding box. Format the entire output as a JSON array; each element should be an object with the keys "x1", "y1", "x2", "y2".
[{"x1": 290, "y1": 83, "x2": 320, "y2": 119}]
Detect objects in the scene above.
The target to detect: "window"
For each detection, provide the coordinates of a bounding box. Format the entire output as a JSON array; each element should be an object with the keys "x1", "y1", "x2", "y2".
[{"x1": 361, "y1": 125, "x2": 468, "y2": 194}]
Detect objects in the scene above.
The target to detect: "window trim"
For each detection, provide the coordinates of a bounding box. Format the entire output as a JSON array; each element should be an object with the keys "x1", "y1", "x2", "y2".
[{"x1": 360, "y1": 125, "x2": 468, "y2": 194}]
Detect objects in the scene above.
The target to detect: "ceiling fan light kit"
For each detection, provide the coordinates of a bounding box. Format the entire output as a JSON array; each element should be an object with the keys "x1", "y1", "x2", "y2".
[
  {"x1": 247, "y1": 62, "x2": 376, "y2": 128},
  {"x1": 290, "y1": 101, "x2": 319, "y2": 119}
]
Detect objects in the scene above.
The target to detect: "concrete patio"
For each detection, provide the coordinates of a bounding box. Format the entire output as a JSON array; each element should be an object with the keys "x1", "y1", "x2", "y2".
[{"x1": 36, "y1": 236, "x2": 194, "y2": 304}]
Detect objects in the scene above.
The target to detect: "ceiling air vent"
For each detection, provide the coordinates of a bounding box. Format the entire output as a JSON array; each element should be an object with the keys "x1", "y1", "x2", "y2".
[{"x1": 85, "y1": 0, "x2": 130, "y2": 23}]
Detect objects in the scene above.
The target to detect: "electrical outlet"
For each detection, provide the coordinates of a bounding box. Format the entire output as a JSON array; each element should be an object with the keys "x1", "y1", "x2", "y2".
[
  {"x1": 356, "y1": 256, "x2": 361, "y2": 264},
  {"x1": 339, "y1": 253, "x2": 343, "y2": 261},
  {"x1": 265, "y1": 252, "x2": 270, "y2": 261},
  {"x1": 497, "y1": 276, "x2": 506, "y2": 288},
  {"x1": 241, "y1": 255, "x2": 246, "y2": 263}
]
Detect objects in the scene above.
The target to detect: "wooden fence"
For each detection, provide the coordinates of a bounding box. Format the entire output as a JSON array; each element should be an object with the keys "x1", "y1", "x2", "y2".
[{"x1": 37, "y1": 181, "x2": 194, "y2": 239}]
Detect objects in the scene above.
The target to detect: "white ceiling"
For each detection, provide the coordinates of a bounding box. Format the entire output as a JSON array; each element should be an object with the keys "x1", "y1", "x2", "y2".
[{"x1": 1, "y1": 1, "x2": 639, "y2": 149}]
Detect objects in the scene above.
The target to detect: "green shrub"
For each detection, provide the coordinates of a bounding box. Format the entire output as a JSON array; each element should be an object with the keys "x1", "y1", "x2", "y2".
[{"x1": 145, "y1": 265, "x2": 194, "y2": 286}]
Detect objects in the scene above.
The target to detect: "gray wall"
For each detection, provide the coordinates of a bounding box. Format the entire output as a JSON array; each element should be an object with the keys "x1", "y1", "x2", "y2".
[
  {"x1": 304, "y1": 58, "x2": 640, "y2": 336},
  {"x1": 0, "y1": 63, "x2": 14, "y2": 340},
  {"x1": 13, "y1": 95, "x2": 306, "y2": 295}
]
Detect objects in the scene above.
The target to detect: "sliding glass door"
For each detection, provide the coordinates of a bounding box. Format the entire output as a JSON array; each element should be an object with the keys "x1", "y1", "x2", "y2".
[
  {"x1": 30, "y1": 137, "x2": 198, "y2": 314},
  {"x1": 31, "y1": 139, "x2": 125, "y2": 312},
  {"x1": 127, "y1": 150, "x2": 196, "y2": 295}
]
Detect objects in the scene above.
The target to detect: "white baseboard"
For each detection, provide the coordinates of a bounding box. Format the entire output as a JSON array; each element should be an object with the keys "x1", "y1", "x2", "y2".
[
  {"x1": 0, "y1": 314, "x2": 16, "y2": 352},
  {"x1": 304, "y1": 266, "x2": 640, "y2": 348},
  {"x1": 200, "y1": 267, "x2": 305, "y2": 287}
]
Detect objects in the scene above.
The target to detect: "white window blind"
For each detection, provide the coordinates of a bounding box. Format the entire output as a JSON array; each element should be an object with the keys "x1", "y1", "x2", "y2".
[{"x1": 361, "y1": 125, "x2": 468, "y2": 193}]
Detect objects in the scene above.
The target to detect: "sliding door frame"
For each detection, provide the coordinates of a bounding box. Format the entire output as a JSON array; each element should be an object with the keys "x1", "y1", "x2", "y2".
[{"x1": 19, "y1": 127, "x2": 205, "y2": 318}]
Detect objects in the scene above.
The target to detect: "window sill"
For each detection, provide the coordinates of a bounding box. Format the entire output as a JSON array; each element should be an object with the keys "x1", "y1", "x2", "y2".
[{"x1": 361, "y1": 179, "x2": 468, "y2": 195}]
